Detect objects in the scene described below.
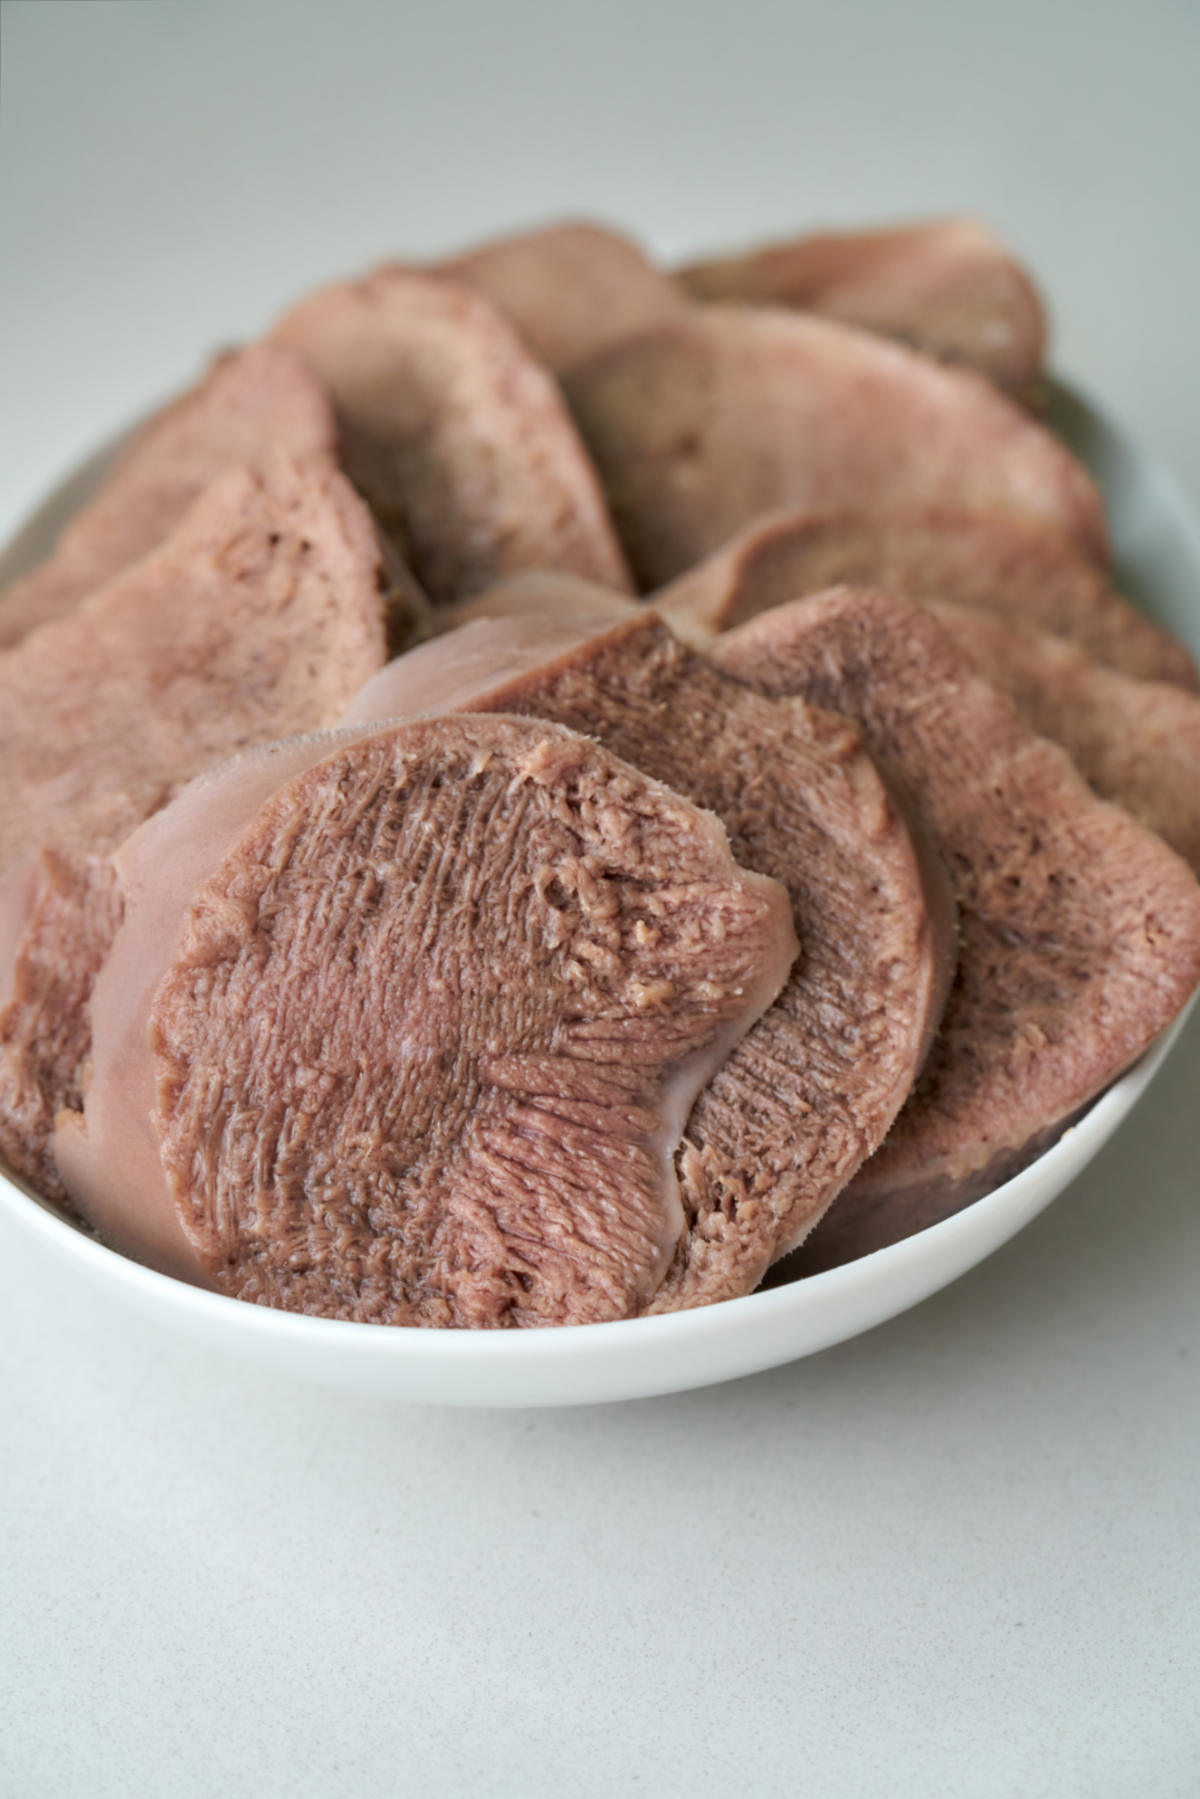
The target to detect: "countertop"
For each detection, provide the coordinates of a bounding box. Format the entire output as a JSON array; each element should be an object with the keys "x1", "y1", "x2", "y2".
[{"x1": 1, "y1": 3, "x2": 1198, "y2": 1793}]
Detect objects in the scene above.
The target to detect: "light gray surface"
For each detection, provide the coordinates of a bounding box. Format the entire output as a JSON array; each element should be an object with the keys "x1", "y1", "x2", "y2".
[{"x1": 1, "y1": 2, "x2": 1199, "y2": 1793}]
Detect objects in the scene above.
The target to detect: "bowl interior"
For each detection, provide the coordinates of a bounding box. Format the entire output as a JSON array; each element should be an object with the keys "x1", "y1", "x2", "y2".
[{"x1": 1, "y1": 376, "x2": 1198, "y2": 1406}]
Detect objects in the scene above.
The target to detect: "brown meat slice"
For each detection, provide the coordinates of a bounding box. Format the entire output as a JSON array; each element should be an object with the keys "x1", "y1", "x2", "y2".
[
  {"x1": 0, "y1": 454, "x2": 388, "y2": 1199},
  {"x1": 436, "y1": 221, "x2": 687, "y2": 373},
  {"x1": 652, "y1": 506, "x2": 1195, "y2": 689},
  {"x1": 564, "y1": 307, "x2": 1107, "y2": 590},
  {"x1": 56, "y1": 715, "x2": 795, "y2": 1326},
  {"x1": 713, "y1": 587, "x2": 1200, "y2": 1268},
  {"x1": 678, "y1": 218, "x2": 1047, "y2": 401},
  {"x1": 0, "y1": 345, "x2": 338, "y2": 648},
  {"x1": 271, "y1": 266, "x2": 632, "y2": 604},
  {"x1": 926, "y1": 600, "x2": 1200, "y2": 872},
  {"x1": 348, "y1": 575, "x2": 953, "y2": 1309}
]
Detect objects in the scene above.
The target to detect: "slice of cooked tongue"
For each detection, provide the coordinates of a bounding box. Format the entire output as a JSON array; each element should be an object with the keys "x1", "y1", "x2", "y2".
[
  {"x1": 926, "y1": 600, "x2": 1200, "y2": 873},
  {"x1": 56, "y1": 715, "x2": 795, "y2": 1326},
  {"x1": 0, "y1": 345, "x2": 338, "y2": 649},
  {"x1": 652, "y1": 506, "x2": 1195, "y2": 689},
  {"x1": 436, "y1": 221, "x2": 687, "y2": 374},
  {"x1": 349, "y1": 574, "x2": 954, "y2": 1309},
  {"x1": 271, "y1": 265, "x2": 632, "y2": 604},
  {"x1": 712, "y1": 587, "x2": 1200, "y2": 1268},
  {"x1": 678, "y1": 218, "x2": 1046, "y2": 401},
  {"x1": 562, "y1": 307, "x2": 1107, "y2": 590},
  {"x1": 0, "y1": 454, "x2": 388, "y2": 1200}
]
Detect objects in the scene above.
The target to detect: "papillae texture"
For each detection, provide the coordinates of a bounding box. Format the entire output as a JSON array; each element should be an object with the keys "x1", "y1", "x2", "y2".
[
  {"x1": 713, "y1": 587, "x2": 1200, "y2": 1268},
  {"x1": 351, "y1": 577, "x2": 952, "y2": 1309},
  {"x1": 58, "y1": 716, "x2": 795, "y2": 1325},
  {"x1": 928, "y1": 600, "x2": 1200, "y2": 872}
]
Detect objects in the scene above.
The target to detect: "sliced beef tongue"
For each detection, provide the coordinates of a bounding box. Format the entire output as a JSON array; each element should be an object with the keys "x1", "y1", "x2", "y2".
[
  {"x1": 350, "y1": 576, "x2": 953, "y2": 1310},
  {"x1": 712, "y1": 587, "x2": 1200, "y2": 1269},
  {"x1": 56, "y1": 715, "x2": 796, "y2": 1326},
  {"x1": 0, "y1": 454, "x2": 389, "y2": 1200},
  {"x1": 926, "y1": 600, "x2": 1200, "y2": 873},
  {"x1": 436, "y1": 221, "x2": 688, "y2": 374},
  {"x1": 271, "y1": 265, "x2": 633, "y2": 605},
  {"x1": 678, "y1": 218, "x2": 1047, "y2": 401},
  {"x1": 652, "y1": 506, "x2": 1196, "y2": 689},
  {"x1": 562, "y1": 307, "x2": 1107, "y2": 591},
  {"x1": 0, "y1": 344, "x2": 338, "y2": 649}
]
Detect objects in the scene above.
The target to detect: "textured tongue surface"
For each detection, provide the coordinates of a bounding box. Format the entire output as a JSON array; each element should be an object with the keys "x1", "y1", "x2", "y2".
[
  {"x1": 712, "y1": 585, "x2": 1200, "y2": 1268},
  {"x1": 55, "y1": 732, "x2": 366, "y2": 1284},
  {"x1": 348, "y1": 578, "x2": 952, "y2": 1309},
  {"x1": 57, "y1": 715, "x2": 796, "y2": 1326},
  {"x1": 925, "y1": 598, "x2": 1200, "y2": 873}
]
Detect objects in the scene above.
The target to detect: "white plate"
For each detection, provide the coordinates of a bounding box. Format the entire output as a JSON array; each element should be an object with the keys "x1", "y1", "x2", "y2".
[{"x1": 1, "y1": 377, "x2": 1198, "y2": 1407}]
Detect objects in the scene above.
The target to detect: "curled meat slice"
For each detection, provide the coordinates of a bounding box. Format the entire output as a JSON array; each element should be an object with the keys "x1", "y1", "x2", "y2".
[
  {"x1": 0, "y1": 345, "x2": 337, "y2": 648},
  {"x1": 437, "y1": 220, "x2": 687, "y2": 373},
  {"x1": 679, "y1": 218, "x2": 1046, "y2": 400},
  {"x1": 272, "y1": 265, "x2": 632, "y2": 603},
  {"x1": 564, "y1": 307, "x2": 1107, "y2": 589},
  {"x1": 713, "y1": 587, "x2": 1200, "y2": 1268},
  {"x1": 652, "y1": 505, "x2": 1194, "y2": 689}
]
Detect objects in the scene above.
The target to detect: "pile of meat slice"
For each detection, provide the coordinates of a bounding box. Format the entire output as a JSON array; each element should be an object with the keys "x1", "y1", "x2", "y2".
[{"x1": 3, "y1": 214, "x2": 1199, "y2": 1328}]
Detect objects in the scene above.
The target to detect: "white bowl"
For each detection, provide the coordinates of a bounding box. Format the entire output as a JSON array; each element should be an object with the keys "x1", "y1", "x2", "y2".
[{"x1": 2, "y1": 377, "x2": 1198, "y2": 1407}]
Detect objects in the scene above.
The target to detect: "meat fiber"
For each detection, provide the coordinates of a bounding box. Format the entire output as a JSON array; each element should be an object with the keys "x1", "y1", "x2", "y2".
[
  {"x1": 0, "y1": 345, "x2": 338, "y2": 648},
  {"x1": 349, "y1": 575, "x2": 954, "y2": 1308},
  {"x1": 713, "y1": 587, "x2": 1200, "y2": 1268},
  {"x1": 0, "y1": 455, "x2": 388, "y2": 1199},
  {"x1": 271, "y1": 266, "x2": 632, "y2": 604},
  {"x1": 652, "y1": 506, "x2": 1195, "y2": 689},
  {"x1": 678, "y1": 218, "x2": 1047, "y2": 400},
  {"x1": 563, "y1": 308, "x2": 1107, "y2": 590},
  {"x1": 926, "y1": 600, "x2": 1200, "y2": 872},
  {"x1": 436, "y1": 221, "x2": 687, "y2": 373},
  {"x1": 56, "y1": 715, "x2": 796, "y2": 1325}
]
